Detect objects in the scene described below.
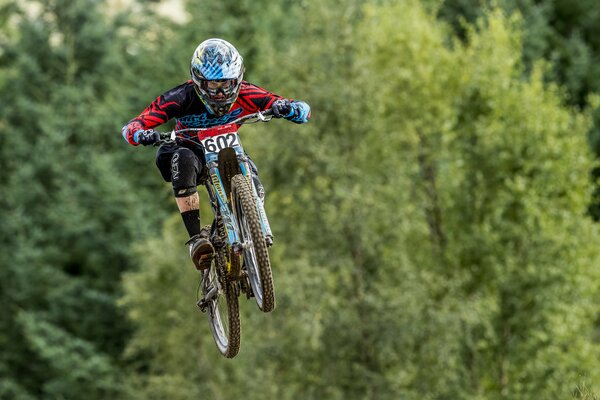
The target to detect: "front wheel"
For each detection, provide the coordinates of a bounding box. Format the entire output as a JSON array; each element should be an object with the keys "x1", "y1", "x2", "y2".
[
  {"x1": 231, "y1": 174, "x2": 275, "y2": 312},
  {"x1": 201, "y1": 248, "x2": 241, "y2": 358}
]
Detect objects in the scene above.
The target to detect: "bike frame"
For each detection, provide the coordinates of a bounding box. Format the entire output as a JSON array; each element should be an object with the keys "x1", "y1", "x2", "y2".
[{"x1": 159, "y1": 111, "x2": 274, "y2": 271}]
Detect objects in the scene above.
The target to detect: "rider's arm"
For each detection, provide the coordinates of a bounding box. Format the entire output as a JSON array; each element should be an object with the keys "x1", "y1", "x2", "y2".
[
  {"x1": 121, "y1": 84, "x2": 186, "y2": 146},
  {"x1": 240, "y1": 82, "x2": 311, "y2": 124}
]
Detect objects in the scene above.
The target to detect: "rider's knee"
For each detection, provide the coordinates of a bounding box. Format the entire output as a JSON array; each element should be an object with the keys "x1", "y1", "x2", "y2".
[
  {"x1": 171, "y1": 147, "x2": 200, "y2": 194},
  {"x1": 173, "y1": 185, "x2": 198, "y2": 198}
]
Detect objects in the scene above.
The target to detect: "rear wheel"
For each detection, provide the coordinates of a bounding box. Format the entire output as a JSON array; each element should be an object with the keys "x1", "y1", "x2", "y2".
[
  {"x1": 231, "y1": 174, "x2": 275, "y2": 312},
  {"x1": 202, "y1": 248, "x2": 240, "y2": 358}
]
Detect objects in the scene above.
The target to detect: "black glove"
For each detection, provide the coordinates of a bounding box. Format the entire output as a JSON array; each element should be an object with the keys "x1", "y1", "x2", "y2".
[
  {"x1": 271, "y1": 99, "x2": 294, "y2": 118},
  {"x1": 136, "y1": 129, "x2": 160, "y2": 146}
]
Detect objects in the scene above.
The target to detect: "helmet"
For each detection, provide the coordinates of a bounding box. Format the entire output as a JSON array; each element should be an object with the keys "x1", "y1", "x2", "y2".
[{"x1": 190, "y1": 38, "x2": 244, "y2": 116}]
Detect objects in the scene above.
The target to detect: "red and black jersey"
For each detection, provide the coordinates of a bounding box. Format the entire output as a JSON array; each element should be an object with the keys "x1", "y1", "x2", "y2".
[{"x1": 122, "y1": 80, "x2": 285, "y2": 146}]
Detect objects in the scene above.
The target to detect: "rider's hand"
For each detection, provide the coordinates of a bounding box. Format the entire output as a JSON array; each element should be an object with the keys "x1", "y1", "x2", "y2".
[
  {"x1": 135, "y1": 129, "x2": 160, "y2": 146},
  {"x1": 271, "y1": 99, "x2": 294, "y2": 118}
]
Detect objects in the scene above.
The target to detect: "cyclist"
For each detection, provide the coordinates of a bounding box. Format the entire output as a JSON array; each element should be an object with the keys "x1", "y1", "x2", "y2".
[{"x1": 121, "y1": 38, "x2": 311, "y2": 270}]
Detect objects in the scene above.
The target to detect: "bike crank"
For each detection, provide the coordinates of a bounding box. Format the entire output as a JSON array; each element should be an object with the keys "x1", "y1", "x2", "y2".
[{"x1": 197, "y1": 284, "x2": 219, "y2": 312}]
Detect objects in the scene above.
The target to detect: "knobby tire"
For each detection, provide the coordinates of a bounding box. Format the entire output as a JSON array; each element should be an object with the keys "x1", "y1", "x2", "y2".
[
  {"x1": 231, "y1": 174, "x2": 275, "y2": 312},
  {"x1": 205, "y1": 247, "x2": 241, "y2": 358}
]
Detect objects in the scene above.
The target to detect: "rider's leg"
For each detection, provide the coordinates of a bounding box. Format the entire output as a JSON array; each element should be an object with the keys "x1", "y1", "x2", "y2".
[
  {"x1": 159, "y1": 146, "x2": 214, "y2": 270},
  {"x1": 176, "y1": 193, "x2": 200, "y2": 237},
  {"x1": 170, "y1": 147, "x2": 202, "y2": 236}
]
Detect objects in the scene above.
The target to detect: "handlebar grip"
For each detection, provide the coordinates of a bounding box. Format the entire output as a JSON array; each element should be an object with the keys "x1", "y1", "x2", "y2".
[{"x1": 262, "y1": 108, "x2": 274, "y2": 116}]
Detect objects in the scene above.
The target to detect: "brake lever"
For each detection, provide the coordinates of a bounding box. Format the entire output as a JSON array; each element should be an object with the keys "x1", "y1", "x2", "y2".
[
  {"x1": 257, "y1": 111, "x2": 273, "y2": 122},
  {"x1": 153, "y1": 130, "x2": 177, "y2": 147}
]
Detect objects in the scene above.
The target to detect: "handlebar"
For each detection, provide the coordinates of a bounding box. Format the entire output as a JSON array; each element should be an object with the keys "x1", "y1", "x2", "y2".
[{"x1": 158, "y1": 109, "x2": 274, "y2": 141}]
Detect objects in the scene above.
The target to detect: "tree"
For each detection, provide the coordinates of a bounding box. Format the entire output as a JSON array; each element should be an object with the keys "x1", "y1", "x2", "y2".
[
  {"x1": 361, "y1": 3, "x2": 600, "y2": 398},
  {"x1": 437, "y1": 0, "x2": 600, "y2": 219},
  {"x1": 0, "y1": 0, "x2": 168, "y2": 397}
]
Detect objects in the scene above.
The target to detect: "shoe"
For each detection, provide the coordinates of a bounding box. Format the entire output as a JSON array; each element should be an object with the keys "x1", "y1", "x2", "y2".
[{"x1": 186, "y1": 227, "x2": 214, "y2": 270}]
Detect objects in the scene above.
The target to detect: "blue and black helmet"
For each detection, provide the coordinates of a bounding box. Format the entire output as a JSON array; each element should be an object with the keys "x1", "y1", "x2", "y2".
[{"x1": 190, "y1": 38, "x2": 245, "y2": 116}]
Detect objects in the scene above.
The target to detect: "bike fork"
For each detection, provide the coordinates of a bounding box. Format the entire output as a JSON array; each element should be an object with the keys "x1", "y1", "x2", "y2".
[{"x1": 253, "y1": 185, "x2": 273, "y2": 246}]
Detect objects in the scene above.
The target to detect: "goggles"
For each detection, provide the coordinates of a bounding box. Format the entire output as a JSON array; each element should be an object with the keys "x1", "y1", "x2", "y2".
[{"x1": 202, "y1": 79, "x2": 237, "y2": 98}]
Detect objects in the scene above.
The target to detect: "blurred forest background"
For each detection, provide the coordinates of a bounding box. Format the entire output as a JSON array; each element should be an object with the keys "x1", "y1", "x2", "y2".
[{"x1": 1, "y1": 0, "x2": 600, "y2": 399}]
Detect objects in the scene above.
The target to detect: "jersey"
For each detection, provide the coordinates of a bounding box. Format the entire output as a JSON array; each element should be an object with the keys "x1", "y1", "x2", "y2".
[{"x1": 122, "y1": 80, "x2": 310, "y2": 146}]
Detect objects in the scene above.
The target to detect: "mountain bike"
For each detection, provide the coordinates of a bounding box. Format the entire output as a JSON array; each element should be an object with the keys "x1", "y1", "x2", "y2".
[{"x1": 157, "y1": 110, "x2": 275, "y2": 358}]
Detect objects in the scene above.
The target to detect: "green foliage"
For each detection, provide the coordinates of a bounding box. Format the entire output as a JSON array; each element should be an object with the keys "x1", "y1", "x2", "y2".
[
  {"x1": 18, "y1": 312, "x2": 121, "y2": 398},
  {"x1": 1, "y1": 0, "x2": 599, "y2": 399},
  {"x1": 360, "y1": 3, "x2": 600, "y2": 398},
  {"x1": 120, "y1": 0, "x2": 600, "y2": 399},
  {"x1": 0, "y1": 0, "x2": 169, "y2": 398},
  {"x1": 0, "y1": 380, "x2": 36, "y2": 400},
  {"x1": 575, "y1": 380, "x2": 600, "y2": 400},
  {"x1": 438, "y1": 0, "x2": 600, "y2": 219}
]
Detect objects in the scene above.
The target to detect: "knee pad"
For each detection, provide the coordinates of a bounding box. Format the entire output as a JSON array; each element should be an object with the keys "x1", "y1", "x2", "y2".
[
  {"x1": 174, "y1": 186, "x2": 198, "y2": 198},
  {"x1": 171, "y1": 148, "x2": 200, "y2": 196}
]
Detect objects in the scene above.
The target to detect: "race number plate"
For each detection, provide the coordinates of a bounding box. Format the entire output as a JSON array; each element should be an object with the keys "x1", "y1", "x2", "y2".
[
  {"x1": 201, "y1": 132, "x2": 241, "y2": 154},
  {"x1": 198, "y1": 123, "x2": 242, "y2": 157}
]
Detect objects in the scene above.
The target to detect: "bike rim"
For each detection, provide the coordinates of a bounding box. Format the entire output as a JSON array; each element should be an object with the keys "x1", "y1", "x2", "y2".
[
  {"x1": 204, "y1": 268, "x2": 230, "y2": 352},
  {"x1": 235, "y1": 195, "x2": 264, "y2": 307}
]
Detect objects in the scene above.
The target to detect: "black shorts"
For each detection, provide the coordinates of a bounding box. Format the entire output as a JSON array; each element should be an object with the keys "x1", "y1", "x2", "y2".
[{"x1": 155, "y1": 142, "x2": 259, "y2": 187}]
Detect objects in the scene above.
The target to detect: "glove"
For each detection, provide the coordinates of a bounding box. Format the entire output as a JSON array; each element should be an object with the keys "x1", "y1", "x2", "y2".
[
  {"x1": 135, "y1": 129, "x2": 160, "y2": 146},
  {"x1": 271, "y1": 99, "x2": 294, "y2": 118}
]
